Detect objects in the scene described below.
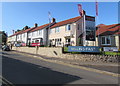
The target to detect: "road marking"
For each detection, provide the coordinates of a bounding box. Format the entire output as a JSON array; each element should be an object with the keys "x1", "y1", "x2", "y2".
[
  {"x1": 11, "y1": 51, "x2": 120, "y2": 77},
  {"x1": 0, "y1": 75, "x2": 15, "y2": 86}
]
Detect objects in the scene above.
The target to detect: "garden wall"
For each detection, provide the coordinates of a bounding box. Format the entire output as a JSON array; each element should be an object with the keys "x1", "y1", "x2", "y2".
[{"x1": 12, "y1": 47, "x2": 119, "y2": 63}]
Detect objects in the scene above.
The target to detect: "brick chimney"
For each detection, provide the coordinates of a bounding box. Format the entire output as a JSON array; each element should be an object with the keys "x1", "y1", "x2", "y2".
[
  {"x1": 34, "y1": 23, "x2": 38, "y2": 27},
  {"x1": 24, "y1": 26, "x2": 29, "y2": 30},
  {"x1": 52, "y1": 18, "x2": 56, "y2": 23}
]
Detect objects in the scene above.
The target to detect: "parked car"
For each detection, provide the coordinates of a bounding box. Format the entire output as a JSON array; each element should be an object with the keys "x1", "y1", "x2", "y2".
[
  {"x1": 2, "y1": 45, "x2": 10, "y2": 51},
  {"x1": 15, "y1": 43, "x2": 22, "y2": 47}
]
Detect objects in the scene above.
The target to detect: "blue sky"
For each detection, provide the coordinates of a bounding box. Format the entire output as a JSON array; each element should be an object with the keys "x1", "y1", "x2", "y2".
[{"x1": 1, "y1": 2, "x2": 118, "y2": 36}]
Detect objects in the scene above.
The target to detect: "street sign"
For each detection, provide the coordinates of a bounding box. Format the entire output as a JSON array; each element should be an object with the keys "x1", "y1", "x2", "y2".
[{"x1": 68, "y1": 46, "x2": 101, "y2": 53}]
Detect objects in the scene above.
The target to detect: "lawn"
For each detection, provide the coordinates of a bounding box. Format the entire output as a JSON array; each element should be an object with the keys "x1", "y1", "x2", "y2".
[
  {"x1": 64, "y1": 47, "x2": 68, "y2": 52},
  {"x1": 104, "y1": 51, "x2": 120, "y2": 56}
]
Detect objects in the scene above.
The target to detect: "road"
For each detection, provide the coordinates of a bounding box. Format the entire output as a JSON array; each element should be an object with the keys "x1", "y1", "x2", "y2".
[{"x1": 1, "y1": 50, "x2": 119, "y2": 85}]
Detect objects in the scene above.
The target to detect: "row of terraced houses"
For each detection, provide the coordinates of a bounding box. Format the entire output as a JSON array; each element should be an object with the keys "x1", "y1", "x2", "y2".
[{"x1": 8, "y1": 15, "x2": 120, "y2": 49}]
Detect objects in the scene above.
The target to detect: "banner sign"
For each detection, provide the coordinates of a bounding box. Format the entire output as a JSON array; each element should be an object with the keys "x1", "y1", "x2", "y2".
[
  {"x1": 68, "y1": 46, "x2": 101, "y2": 53},
  {"x1": 103, "y1": 47, "x2": 118, "y2": 52}
]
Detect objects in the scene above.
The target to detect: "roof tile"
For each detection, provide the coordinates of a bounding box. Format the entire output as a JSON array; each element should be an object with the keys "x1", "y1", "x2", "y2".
[{"x1": 96, "y1": 24, "x2": 120, "y2": 36}]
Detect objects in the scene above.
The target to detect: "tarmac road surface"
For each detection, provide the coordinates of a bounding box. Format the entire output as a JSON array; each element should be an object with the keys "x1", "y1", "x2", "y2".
[{"x1": 1, "y1": 50, "x2": 119, "y2": 85}]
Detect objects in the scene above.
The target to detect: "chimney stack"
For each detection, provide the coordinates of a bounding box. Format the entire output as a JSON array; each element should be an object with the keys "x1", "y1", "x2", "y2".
[
  {"x1": 34, "y1": 23, "x2": 38, "y2": 27},
  {"x1": 24, "y1": 26, "x2": 29, "y2": 30},
  {"x1": 12, "y1": 30, "x2": 15, "y2": 34},
  {"x1": 52, "y1": 18, "x2": 56, "y2": 23}
]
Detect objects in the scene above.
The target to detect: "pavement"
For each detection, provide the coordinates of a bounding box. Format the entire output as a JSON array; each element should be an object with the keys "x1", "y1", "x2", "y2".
[{"x1": 1, "y1": 50, "x2": 119, "y2": 85}]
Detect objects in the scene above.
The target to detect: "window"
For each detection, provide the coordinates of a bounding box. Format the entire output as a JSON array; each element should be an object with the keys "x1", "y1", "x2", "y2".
[
  {"x1": 23, "y1": 34, "x2": 25, "y2": 37},
  {"x1": 78, "y1": 24, "x2": 79, "y2": 30},
  {"x1": 32, "y1": 32, "x2": 36, "y2": 36},
  {"x1": 55, "y1": 38, "x2": 62, "y2": 46},
  {"x1": 35, "y1": 40, "x2": 39, "y2": 43},
  {"x1": 55, "y1": 27, "x2": 59, "y2": 33},
  {"x1": 38, "y1": 30, "x2": 42, "y2": 35},
  {"x1": 50, "y1": 29, "x2": 54, "y2": 34},
  {"x1": 66, "y1": 24, "x2": 71, "y2": 31},
  {"x1": 32, "y1": 32, "x2": 34, "y2": 36},
  {"x1": 106, "y1": 37, "x2": 110, "y2": 44},
  {"x1": 66, "y1": 38, "x2": 71, "y2": 44},
  {"x1": 101, "y1": 36, "x2": 111, "y2": 45},
  {"x1": 24, "y1": 34, "x2": 25, "y2": 37},
  {"x1": 28, "y1": 33, "x2": 31, "y2": 37},
  {"x1": 101, "y1": 37, "x2": 105, "y2": 44}
]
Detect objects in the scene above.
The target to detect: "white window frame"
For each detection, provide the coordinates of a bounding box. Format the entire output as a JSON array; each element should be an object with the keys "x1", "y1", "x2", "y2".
[
  {"x1": 101, "y1": 36, "x2": 111, "y2": 45},
  {"x1": 50, "y1": 29, "x2": 54, "y2": 34},
  {"x1": 38, "y1": 30, "x2": 42, "y2": 35},
  {"x1": 55, "y1": 27, "x2": 60, "y2": 33},
  {"x1": 66, "y1": 24, "x2": 71, "y2": 31},
  {"x1": 17, "y1": 36, "x2": 18, "y2": 39}
]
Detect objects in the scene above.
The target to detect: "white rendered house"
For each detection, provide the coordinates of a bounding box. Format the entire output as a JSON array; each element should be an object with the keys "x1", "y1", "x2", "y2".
[{"x1": 49, "y1": 15, "x2": 96, "y2": 47}]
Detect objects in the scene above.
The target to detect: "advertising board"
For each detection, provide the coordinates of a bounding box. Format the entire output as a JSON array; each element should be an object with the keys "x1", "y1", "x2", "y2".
[
  {"x1": 68, "y1": 46, "x2": 101, "y2": 53},
  {"x1": 103, "y1": 47, "x2": 118, "y2": 52}
]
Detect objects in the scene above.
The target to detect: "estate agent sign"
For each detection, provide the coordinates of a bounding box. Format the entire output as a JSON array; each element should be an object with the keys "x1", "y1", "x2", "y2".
[
  {"x1": 68, "y1": 46, "x2": 101, "y2": 53},
  {"x1": 103, "y1": 47, "x2": 118, "y2": 52}
]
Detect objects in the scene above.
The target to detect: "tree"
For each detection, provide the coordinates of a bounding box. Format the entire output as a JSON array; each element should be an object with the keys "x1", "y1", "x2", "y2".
[{"x1": 0, "y1": 31, "x2": 8, "y2": 44}]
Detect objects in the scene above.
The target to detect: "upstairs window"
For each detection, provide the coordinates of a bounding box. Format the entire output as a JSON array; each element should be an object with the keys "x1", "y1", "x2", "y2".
[
  {"x1": 23, "y1": 33, "x2": 25, "y2": 37},
  {"x1": 38, "y1": 30, "x2": 42, "y2": 35},
  {"x1": 55, "y1": 27, "x2": 60, "y2": 33},
  {"x1": 50, "y1": 29, "x2": 54, "y2": 34},
  {"x1": 66, "y1": 24, "x2": 71, "y2": 31},
  {"x1": 28, "y1": 33, "x2": 30, "y2": 37}
]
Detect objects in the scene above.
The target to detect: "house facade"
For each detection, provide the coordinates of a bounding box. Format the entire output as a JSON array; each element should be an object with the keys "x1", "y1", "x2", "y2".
[
  {"x1": 28, "y1": 19, "x2": 56, "y2": 46},
  {"x1": 28, "y1": 24, "x2": 49, "y2": 46},
  {"x1": 49, "y1": 15, "x2": 96, "y2": 47},
  {"x1": 8, "y1": 16, "x2": 96, "y2": 47},
  {"x1": 96, "y1": 24, "x2": 120, "y2": 49}
]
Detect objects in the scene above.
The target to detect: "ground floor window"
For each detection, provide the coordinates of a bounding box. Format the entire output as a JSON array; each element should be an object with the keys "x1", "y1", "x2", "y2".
[
  {"x1": 55, "y1": 38, "x2": 62, "y2": 46},
  {"x1": 50, "y1": 38, "x2": 62, "y2": 47},
  {"x1": 65, "y1": 38, "x2": 71, "y2": 46},
  {"x1": 101, "y1": 36, "x2": 111, "y2": 45}
]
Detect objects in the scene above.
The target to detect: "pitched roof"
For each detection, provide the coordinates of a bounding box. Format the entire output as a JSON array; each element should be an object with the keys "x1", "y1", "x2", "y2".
[
  {"x1": 9, "y1": 27, "x2": 36, "y2": 37},
  {"x1": 9, "y1": 16, "x2": 95, "y2": 37},
  {"x1": 9, "y1": 23, "x2": 49, "y2": 37},
  {"x1": 50, "y1": 16, "x2": 95, "y2": 28},
  {"x1": 96, "y1": 24, "x2": 120, "y2": 36},
  {"x1": 50, "y1": 16, "x2": 81, "y2": 28},
  {"x1": 30, "y1": 23, "x2": 49, "y2": 32},
  {"x1": 22, "y1": 27, "x2": 36, "y2": 33},
  {"x1": 9, "y1": 30, "x2": 23, "y2": 37}
]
